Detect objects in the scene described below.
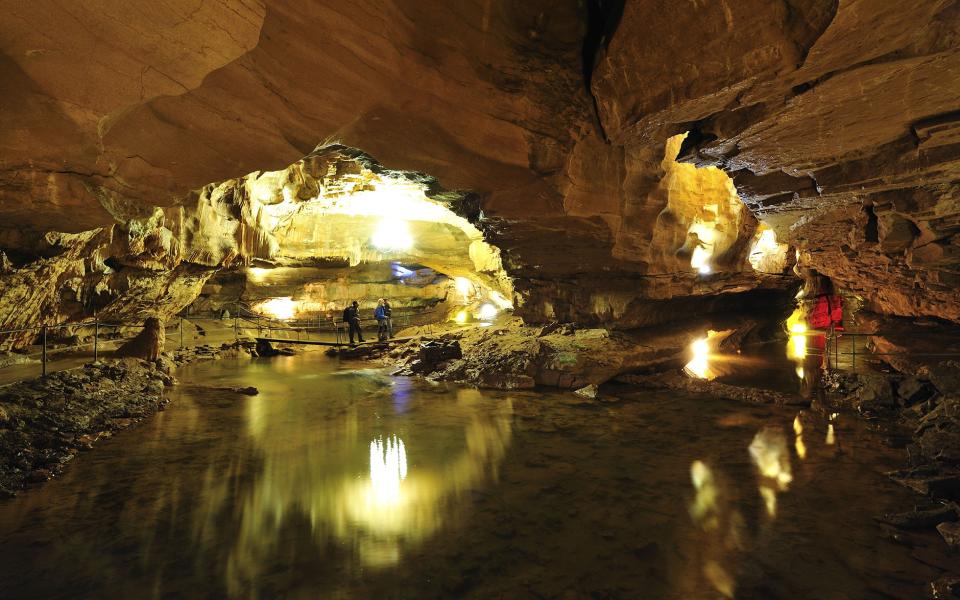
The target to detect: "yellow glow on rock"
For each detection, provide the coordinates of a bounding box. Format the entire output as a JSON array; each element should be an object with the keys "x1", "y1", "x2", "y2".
[
  {"x1": 749, "y1": 225, "x2": 790, "y2": 273},
  {"x1": 688, "y1": 219, "x2": 718, "y2": 274},
  {"x1": 247, "y1": 267, "x2": 272, "y2": 283},
  {"x1": 488, "y1": 290, "x2": 514, "y2": 310},
  {"x1": 453, "y1": 310, "x2": 468, "y2": 324},
  {"x1": 259, "y1": 297, "x2": 297, "y2": 320}
]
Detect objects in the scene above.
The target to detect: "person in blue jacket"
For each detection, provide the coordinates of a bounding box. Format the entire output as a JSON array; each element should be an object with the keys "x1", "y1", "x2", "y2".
[{"x1": 375, "y1": 298, "x2": 389, "y2": 341}]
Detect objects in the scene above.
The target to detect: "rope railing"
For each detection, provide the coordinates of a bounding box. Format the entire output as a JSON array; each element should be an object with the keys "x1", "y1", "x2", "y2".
[{"x1": 0, "y1": 303, "x2": 450, "y2": 379}]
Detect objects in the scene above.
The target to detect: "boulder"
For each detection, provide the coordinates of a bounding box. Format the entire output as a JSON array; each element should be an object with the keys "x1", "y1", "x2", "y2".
[
  {"x1": 897, "y1": 377, "x2": 937, "y2": 407},
  {"x1": 115, "y1": 317, "x2": 165, "y2": 361},
  {"x1": 574, "y1": 384, "x2": 599, "y2": 399},
  {"x1": 854, "y1": 374, "x2": 897, "y2": 413},
  {"x1": 418, "y1": 340, "x2": 462, "y2": 366},
  {"x1": 154, "y1": 355, "x2": 176, "y2": 375},
  {"x1": 936, "y1": 521, "x2": 960, "y2": 549},
  {"x1": 255, "y1": 339, "x2": 281, "y2": 357}
]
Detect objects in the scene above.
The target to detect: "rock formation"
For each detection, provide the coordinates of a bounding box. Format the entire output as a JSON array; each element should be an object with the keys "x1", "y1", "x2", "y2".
[
  {"x1": 0, "y1": 1, "x2": 957, "y2": 337},
  {"x1": 115, "y1": 317, "x2": 165, "y2": 360}
]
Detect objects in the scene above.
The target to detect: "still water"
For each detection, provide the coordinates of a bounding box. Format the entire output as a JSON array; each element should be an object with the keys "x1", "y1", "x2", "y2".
[{"x1": 0, "y1": 354, "x2": 938, "y2": 599}]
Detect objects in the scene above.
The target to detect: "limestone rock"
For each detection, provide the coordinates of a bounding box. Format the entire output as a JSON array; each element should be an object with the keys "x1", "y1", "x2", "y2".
[
  {"x1": 115, "y1": 317, "x2": 165, "y2": 361},
  {"x1": 898, "y1": 377, "x2": 938, "y2": 407},
  {"x1": 853, "y1": 374, "x2": 898, "y2": 414},
  {"x1": 936, "y1": 521, "x2": 960, "y2": 549},
  {"x1": 0, "y1": 1, "x2": 958, "y2": 334},
  {"x1": 574, "y1": 384, "x2": 599, "y2": 399}
]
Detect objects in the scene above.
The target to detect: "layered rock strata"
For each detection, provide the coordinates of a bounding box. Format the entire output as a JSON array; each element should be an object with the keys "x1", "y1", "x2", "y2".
[{"x1": 1, "y1": 1, "x2": 957, "y2": 330}]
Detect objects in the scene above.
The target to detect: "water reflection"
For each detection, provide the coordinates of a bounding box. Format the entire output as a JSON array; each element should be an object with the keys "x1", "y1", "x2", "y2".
[
  {"x1": 749, "y1": 427, "x2": 793, "y2": 518},
  {"x1": 688, "y1": 460, "x2": 744, "y2": 598},
  {"x1": 0, "y1": 356, "x2": 939, "y2": 598},
  {"x1": 200, "y1": 370, "x2": 514, "y2": 592},
  {"x1": 794, "y1": 414, "x2": 807, "y2": 460},
  {"x1": 684, "y1": 330, "x2": 736, "y2": 380}
]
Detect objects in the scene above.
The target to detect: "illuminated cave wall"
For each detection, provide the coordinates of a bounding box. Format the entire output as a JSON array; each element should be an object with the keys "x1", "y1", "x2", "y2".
[{"x1": 186, "y1": 146, "x2": 513, "y2": 323}]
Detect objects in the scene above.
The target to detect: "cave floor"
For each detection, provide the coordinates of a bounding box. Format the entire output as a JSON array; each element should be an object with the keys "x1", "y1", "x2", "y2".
[{"x1": 0, "y1": 353, "x2": 949, "y2": 599}]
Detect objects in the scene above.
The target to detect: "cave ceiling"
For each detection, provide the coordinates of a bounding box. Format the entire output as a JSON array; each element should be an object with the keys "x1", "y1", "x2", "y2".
[{"x1": 0, "y1": 0, "x2": 958, "y2": 324}]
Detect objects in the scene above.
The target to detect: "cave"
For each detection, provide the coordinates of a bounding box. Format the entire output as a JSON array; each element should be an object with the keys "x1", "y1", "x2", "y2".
[{"x1": 1, "y1": 2, "x2": 959, "y2": 598}]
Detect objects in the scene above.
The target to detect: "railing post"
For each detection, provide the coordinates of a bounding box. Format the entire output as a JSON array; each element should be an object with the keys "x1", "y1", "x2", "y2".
[
  {"x1": 179, "y1": 317, "x2": 184, "y2": 349},
  {"x1": 94, "y1": 316, "x2": 99, "y2": 362},
  {"x1": 234, "y1": 315, "x2": 239, "y2": 339},
  {"x1": 835, "y1": 332, "x2": 840, "y2": 369},
  {"x1": 41, "y1": 325, "x2": 47, "y2": 377},
  {"x1": 852, "y1": 335, "x2": 856, "y2": 371}
]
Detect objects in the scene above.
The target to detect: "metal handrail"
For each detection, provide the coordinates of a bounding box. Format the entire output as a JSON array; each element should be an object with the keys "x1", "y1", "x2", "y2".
[{"x1": 0, "y1": 302, "x2": 448, "y2": 378}]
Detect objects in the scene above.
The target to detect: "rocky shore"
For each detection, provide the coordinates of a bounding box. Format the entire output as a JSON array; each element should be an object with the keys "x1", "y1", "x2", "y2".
[
  {"x1": 384, "y1": 318, "x2": 771, "y2": 391},
  {"x1": 0, "y1": 342, "x2": 248, "y2": 497},
  {"x1": 832, "y1": 365, "x2": 960, "y2": 555}
]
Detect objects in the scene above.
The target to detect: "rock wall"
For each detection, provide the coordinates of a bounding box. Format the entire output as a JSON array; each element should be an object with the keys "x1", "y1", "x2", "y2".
[
  {"x1": 592, "y1": 0, "x2": 960, "y2": 323},
  {"x1": 1, "y1": 1, "x2": 957, "y2": 326}
]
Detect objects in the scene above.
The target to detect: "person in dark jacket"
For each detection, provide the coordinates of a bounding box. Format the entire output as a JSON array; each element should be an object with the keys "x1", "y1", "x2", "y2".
[{"x1": 343, "y1": 300, "x2": 364, "y2": 344}]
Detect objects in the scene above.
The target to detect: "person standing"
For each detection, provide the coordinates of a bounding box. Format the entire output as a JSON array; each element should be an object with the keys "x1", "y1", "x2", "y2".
[
  {"x1": 383, "y1": 298, "x2": 393, "y2": 339},
  {"x1": 375, "y1": 298, "x2": 388, "y2": 341},
  {"x1": 343, "y1": 300, "x2": 364, "y2": 344}
]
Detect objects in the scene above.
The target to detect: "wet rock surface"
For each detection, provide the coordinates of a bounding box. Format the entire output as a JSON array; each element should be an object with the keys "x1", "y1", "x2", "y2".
[
  {"x1": 0, "y1": 342, "x2": 246, "y2": 496},
  {"x1": 0, "y1": 359, "x2": 171, "y2": 496},
  {"x1": 391, "y1": 320, "x2": 653, "y2": 390},
  {"x1": 253, "y1": 339, "x2": 295, "y2": 358}
]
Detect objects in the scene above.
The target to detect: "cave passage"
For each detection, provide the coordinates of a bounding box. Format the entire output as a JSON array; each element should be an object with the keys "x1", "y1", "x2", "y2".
[{"x1": 2, "y1": 2, "x2": 960, "y2": 598}]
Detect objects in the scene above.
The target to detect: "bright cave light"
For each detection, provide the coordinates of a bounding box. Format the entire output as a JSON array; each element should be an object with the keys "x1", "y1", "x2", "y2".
[
  {"x1": 478, "y1": 303, "x2": 498, "y2": 321},
  {"x1": 259, "y1": 297, "x2": 297, "y2": 320},
  {"x1": 371, "y1": 219, "x2": 414, "y2": 252},
  {"x1": 454, "y1": 277, "x2": 473, "y2": 302},
  {"x1": 688, "y1": 219, "x2": 717, "y2": 275}
]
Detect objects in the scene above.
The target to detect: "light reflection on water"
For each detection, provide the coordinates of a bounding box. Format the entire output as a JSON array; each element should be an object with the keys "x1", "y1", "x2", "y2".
[
  {"x1": 212, "y1": 366, "x2": 514, "y2": 591},
  {"x1": 0, "y1": 354, "x2": 940, "y2": 598}
]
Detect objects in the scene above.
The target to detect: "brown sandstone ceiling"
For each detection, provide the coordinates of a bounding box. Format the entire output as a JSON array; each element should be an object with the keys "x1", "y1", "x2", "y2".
[{"x1": 1, "y1": 0, "x2": 958, "y2": 323}]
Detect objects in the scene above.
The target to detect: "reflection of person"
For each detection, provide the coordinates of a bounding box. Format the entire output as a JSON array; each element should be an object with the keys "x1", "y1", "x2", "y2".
[
  {"x1": 342, "y1": 301, "x2": 364, "y2": 344},
  {"x1": 375, "y1": 298, "x2": 388, "y2": 341}
]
